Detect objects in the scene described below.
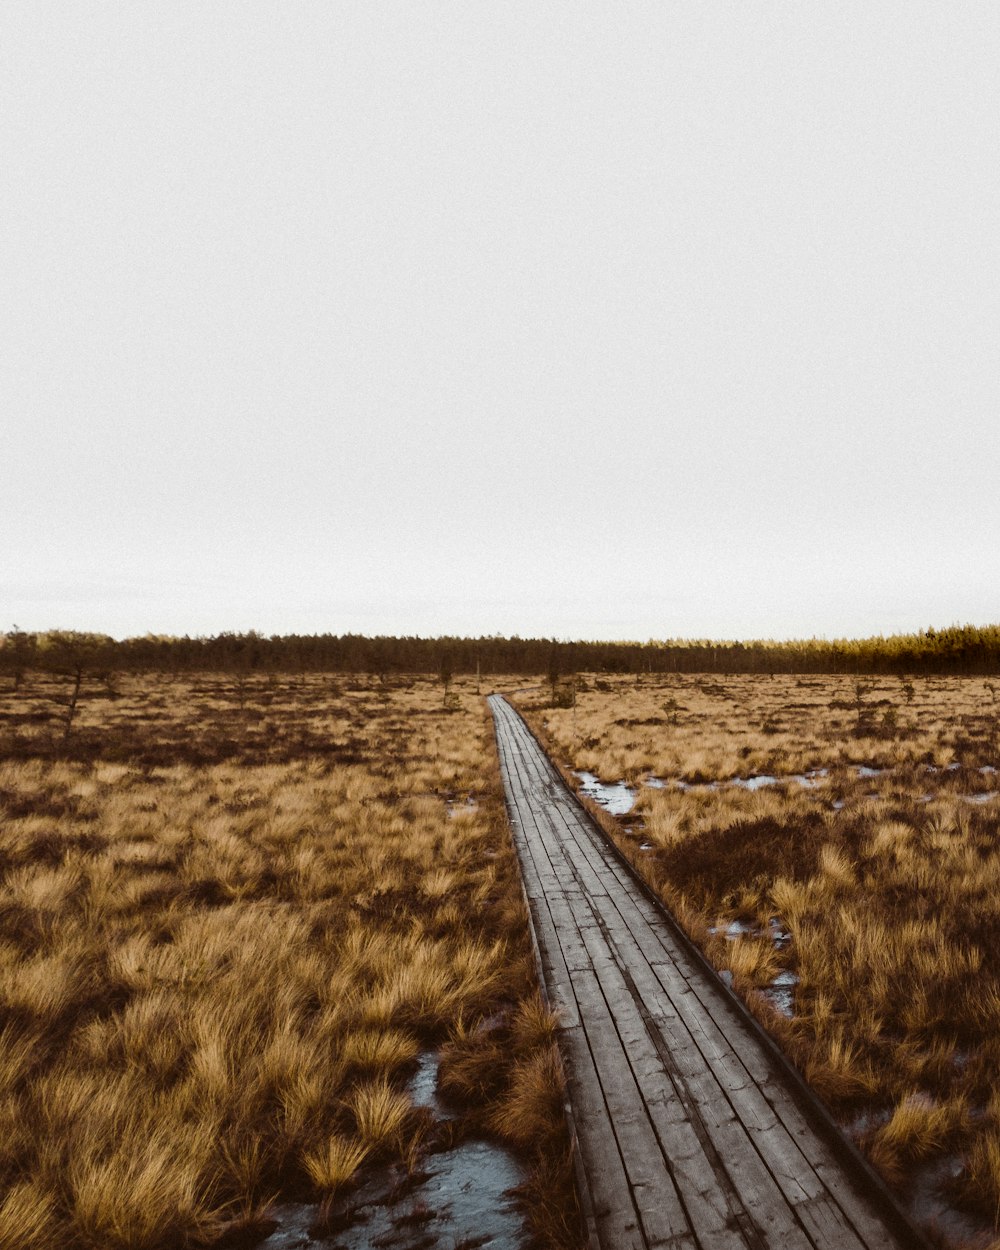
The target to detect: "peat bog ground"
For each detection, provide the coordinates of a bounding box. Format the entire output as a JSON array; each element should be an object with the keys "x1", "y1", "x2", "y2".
[
  {"x1": 0, "y1": 673, "x2": 580, "y2": 1250},
  {"x1": 516, "y1": 673, "x2": 1000, "y2": 1248},
  {"x1": 5, "y1": 663, "x2": 1000, "y2": 1249}
]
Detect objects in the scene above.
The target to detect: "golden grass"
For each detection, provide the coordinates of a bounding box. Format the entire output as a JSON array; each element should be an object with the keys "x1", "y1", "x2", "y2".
[
  {"x1": 0, "y1": 1183, "x2": 61, "y2": 1250},
  {"x1": 531, "y1": 672, "x2": 1000, "y2": 784},
  {"x1": 516, "y1": 672, "x2": 1000, "y2": 1234},
  {"x1": 339, "y1": 1028, "x2": 421, "y2": 1075},
  {"x1": 348, "y1": 1078, "x2": 413, "y2": 1152},
  {"x1": 867, "y1": 1092, "x2": 969, "y2": 1184},
  {"x1": 966, "y1": 1128, "x2": 1000, "y2": 1227},
  {"x1": 489, "y1": 1046, "x2": 568, "y2": 1148},
  {"x1": 713, "y1": 935, "x2": 780, "y2": 988},
  {"x1": 302, "y1": 1135, "x2": 371, "y2": 1193},
  {"x1": 0, "y1": 672, "x2": 580, "y2": 1250}
]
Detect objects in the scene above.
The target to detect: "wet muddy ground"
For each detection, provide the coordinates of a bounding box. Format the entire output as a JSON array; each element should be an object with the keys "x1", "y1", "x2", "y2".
[
  {"x1": 260, "y1": 1143, "x2": 526, "y2": 1250},
  {"x1": 705, "y1": 917, "x2": 799, "y2": 1019},
  {"x1": 257, "y1": 1055, "x2": 528, "y2": 1250}
]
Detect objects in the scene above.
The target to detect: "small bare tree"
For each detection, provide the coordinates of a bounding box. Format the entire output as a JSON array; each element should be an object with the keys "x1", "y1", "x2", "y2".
[
  {"x1": 38, "y1": 631, "x2": 113, "y2": 743},
  {"x1": 439, "y1": 653, "x2": 454, "y2": 707},
  {"x1": 853, "y1": 680, "x2": 875, "y2": 736}
]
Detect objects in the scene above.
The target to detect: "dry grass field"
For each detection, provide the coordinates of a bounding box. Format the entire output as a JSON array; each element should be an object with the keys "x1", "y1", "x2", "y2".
[
  {"x1": 518, "y1": 673, "x2": 1000, "y2": 1241},
  {"x1": 0, "y1": 672, "x2": 579, "y2": 1250}
]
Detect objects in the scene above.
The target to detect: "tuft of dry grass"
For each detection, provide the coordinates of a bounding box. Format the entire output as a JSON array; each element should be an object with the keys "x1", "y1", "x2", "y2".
[
  {"x1": 866, "y1": 1092, "x2": 968, "y2": 1184},
  {"x1": 802, "y1": 1033, "x2": 879, "y2": 1107},
  {"x1": 715, "y1": 935, "x2": 780, "y2": 988},
  {"x1": 302, "y1": 1134, "x2": 371, "y2": 1193},
  {"x1": 966, "y1": 1127, "x2": 1000, "y2": 1227},
  {"x1": 348, "y1": 1078, "x2": 413, "y2": 1152},
  {"x1": 488, "y1": 1045, "x2": 568, "y2": 1150},
  {"x1": 0, "y1": 1182, "x2": 62, "y2": 1250},
  {"x1": 339, "y1": 1028, "x2": 421, "y2": 1075}
]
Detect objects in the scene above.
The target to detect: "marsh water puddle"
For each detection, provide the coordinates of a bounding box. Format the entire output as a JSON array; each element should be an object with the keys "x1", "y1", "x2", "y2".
[
  {"x1": 708, "y1": 919, "x2": 757, "y2": 940},
  {"x1": 446, "y1": 795, "x2": 479, "y2": 819},
  {"x1": 648, "y1": 766, "x2": 834, "y2": 794},
  {"x1": 575, "y1": 767, "x2": 831, "y2": 815},
  {"x1": 408, "y1": 1050, "x2": 457, "y2": 1120},
  {"x1": 261, "y1": 1145, "x2": 527, "y2": 1250},
  {"x1": 760, "y1": 970, "x2": 799, "y2": 1018},
  {"x1": 706, "y1": 919, "x2": 798, "y2": 1017},
  {"x1": 707, "y1": 918, "x2": 791, "y2": 949},
  {"x1": 258, "y1": 1055, "x2": 527, "y2": 1250},
  {"x1": 915, "y1": 790, "x2": 998, "y2": 806},
  {"x1": 575, "y1": 772, "x2": 636, "y2": 815},
  {"x1": 576, "y1": 762, "x2": 1000, "y2": 818},
  {"x1": 905, "y1": 1155, "x2": 995, "y2": 1250}
]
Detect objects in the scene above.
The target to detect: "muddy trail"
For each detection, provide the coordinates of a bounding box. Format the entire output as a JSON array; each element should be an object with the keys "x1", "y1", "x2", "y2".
[{"x1": 490, "y1": 696, "x2": 926, "y2": 1250}]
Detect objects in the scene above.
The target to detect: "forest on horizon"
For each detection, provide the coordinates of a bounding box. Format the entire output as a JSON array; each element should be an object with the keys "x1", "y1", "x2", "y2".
[{"x1": 3, "y1": 622, "x2": 1000, "y2": 680}]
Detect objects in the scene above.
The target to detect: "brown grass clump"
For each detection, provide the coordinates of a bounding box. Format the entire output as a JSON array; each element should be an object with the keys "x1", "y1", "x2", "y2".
[
  {"x1": 802, "y1": 1032, "x2": 879, "y2": 1108},
  {"x1": 339, "y1": 1028, "x2": 421, "y2": 1076},
  {"x1": 439, "y1": 995, "x2": 569, "y2": 1151},
  {"x1": 965, "y1": 1127, "x2": 1000, "y2": 1227},
  {"x1": 68, "y1": 1122, "x2": 222, "y2": 1250},
  {"x1": 488, "y1": 1046, "x2": 568, "y2": 1149},
  {"x1": 0, "y1": 672, "x2": 580, "y2": 1249},
  {"x1": 348, "y1": 1078, "x2": 413, "y2": 1152},
  {"x1": 714, "y1": 935, "x2": 780, "y2": 989},
  {"x1": 516, "y1": 672, "x2": 1000, "y2": 1238},
  {"x1": 302, "y1": 1134, "x2": 371, "y2": 1193},
  {"x1": 866, "y1": 1092, "x2": 969, "y2": 1185},
  {"x1": 0, "y1": 1182, "x2": 62, "y2": 1250}
]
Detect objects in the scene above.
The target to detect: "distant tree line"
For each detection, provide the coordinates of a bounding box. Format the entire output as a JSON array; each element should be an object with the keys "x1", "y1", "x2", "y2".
[{"x1": 3, "y1": 624, "x2": 1000, "y2": 683}]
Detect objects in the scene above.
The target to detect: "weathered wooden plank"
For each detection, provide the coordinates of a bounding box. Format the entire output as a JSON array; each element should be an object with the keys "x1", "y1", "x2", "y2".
[
  {"x1": 571, "y1": 903, "x2": 786, "y2": 1250},
  {"x1": 560, "y1": 1024, "x2": 648, "y2": 1249},
  {"x1": 503, "y1": 781, "x2": 598, "y2": 989},
  {"x1": 579, "y1": 913, "x2": 819, "y2": 1249},
  {"x1": 499, "y1": 809, "x2": 583, "y2": 1025},
  {"x1": 794, "y1": 1195, "x2": 871, "y2": 1250},
  {"x1": 571, "y1": 969, "x2": 695, "y2": 1249}
]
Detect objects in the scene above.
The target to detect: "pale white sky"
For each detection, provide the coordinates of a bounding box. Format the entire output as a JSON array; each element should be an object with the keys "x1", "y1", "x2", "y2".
[{"x1": 3, "y1": 3, "x2": 998, "y2": 642}]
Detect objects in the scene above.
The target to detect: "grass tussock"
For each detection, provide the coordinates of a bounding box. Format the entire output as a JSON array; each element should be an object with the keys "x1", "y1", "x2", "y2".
[
  {"x1": 0, "y1": 673, "x2": 581, "y2": 1250},
  {"x1": 488, "y1": 1046, "x2": 568, "y2": 1149},
  {"x1": 965, "y1": 1127, "x2": 1000, "y2": 1227},
  {"x1": 866, "y1": 1092, "x2": 969, "y2": 1185},
  {"x1": 439, "y1": 996, "x2": 571, "y2": 1175},
  {"x1": 302, "y1": 1134, "x2": 370, "y2": 1194},
  {"x1": 516, "y1": 672, "x2": 1000, "y2": 1235},
  {"x1": 349, "y1": 1078, "x2": 413, "y2": 1149}
]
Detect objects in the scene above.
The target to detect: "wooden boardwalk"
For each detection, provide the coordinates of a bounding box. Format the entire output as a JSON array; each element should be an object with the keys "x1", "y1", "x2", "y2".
[{"x1": 490, "y1": 696, "x2": 922, "y2": 1250}]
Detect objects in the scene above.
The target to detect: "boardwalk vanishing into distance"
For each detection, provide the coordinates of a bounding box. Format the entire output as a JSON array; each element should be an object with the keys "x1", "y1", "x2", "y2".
[{"x1": 490, "y1": 696, "x2": 924, "y2": 1250}]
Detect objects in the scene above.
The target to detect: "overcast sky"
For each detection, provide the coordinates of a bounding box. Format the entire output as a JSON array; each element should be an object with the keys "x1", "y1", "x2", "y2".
[{"x1": 3, "y1": 4, "x2": 998, "y2": 643}]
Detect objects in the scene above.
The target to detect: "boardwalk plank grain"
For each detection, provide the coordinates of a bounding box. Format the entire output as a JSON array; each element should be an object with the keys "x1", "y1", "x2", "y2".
[{"x1": 489, "y1": 696, "x2": 924, "y2": 1250}]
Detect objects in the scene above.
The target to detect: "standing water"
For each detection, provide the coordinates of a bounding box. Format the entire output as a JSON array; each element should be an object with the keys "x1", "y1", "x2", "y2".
[{"x1": 257, "y1": 1054, "x2": 528, "y2": 1249}]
